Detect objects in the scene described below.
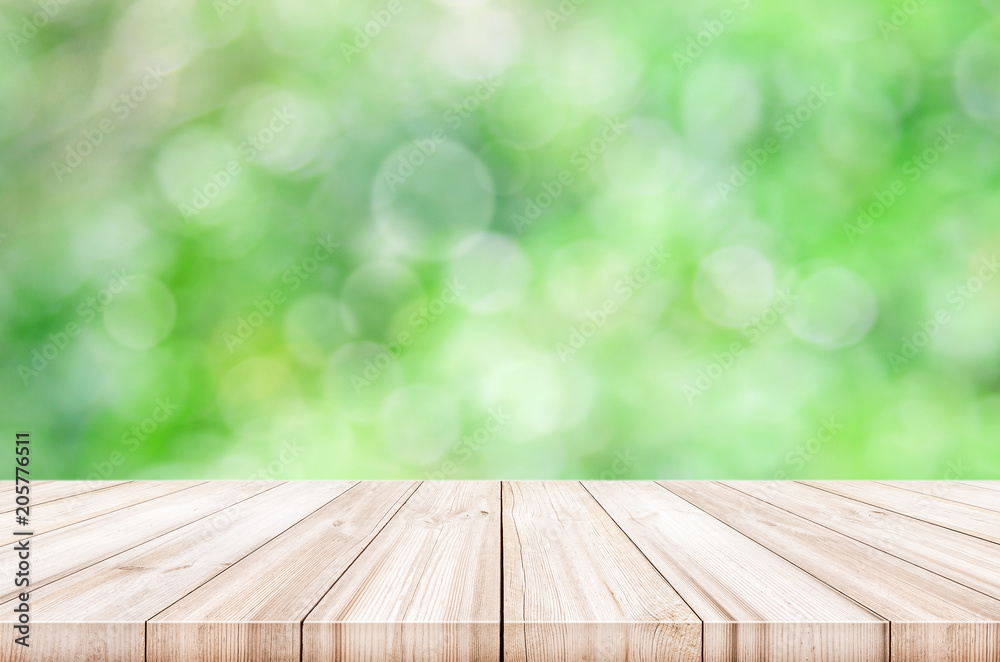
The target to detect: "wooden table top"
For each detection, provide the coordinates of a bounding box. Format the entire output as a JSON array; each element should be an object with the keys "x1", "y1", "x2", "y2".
[{"x1": 2, "y1": 480, "x2": 999, "y2": 662}]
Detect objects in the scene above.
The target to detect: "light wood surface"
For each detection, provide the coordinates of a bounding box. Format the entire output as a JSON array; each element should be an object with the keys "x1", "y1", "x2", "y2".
[
  {"x1": 805, "y1": 481, "x2": 1000, "y2": 544},
  {"x1": 668, "y1": 481, "x2": 1000, "y2": 662},
  {"x1": 586, "y1": 481, "x2": 888, "y2": 662},
  {"x1": 0, "y1": 482, "x2": 354, "y2": 662},
  {"x1": 304, "y1": 481, "x2": 502, "y2": 662},
  {"x1": 883, "y1": 481, "x2": 1000, "y2": 512},
  {"x1": 728, "y1": 481, "x2": 1000, "y2": 603},
  {"x1": 0, "y1": 480, "x2": 127, "y2": 514},
  {"x1": 148, "y1": 481, "x2": 415, "y2": 662},
  {"x1": 503, "y1": 481, "x2": 700, "y2": 662},
  {"x1": 0, "y1": 480, "x2": 277, "y2": 603},
  {"x1": 2, "y1": 480, "x2": 997, "y2": 662},
  {"x1": 0, "y1": 480, "x2": 201, "y2": 545},
  {"x1": 965, "y1": 481, "x2": 1000, "y2": 492}
]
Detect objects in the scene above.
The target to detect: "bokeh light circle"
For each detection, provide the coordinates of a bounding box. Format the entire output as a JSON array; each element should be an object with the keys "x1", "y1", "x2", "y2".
[
  {"x1": 218, "y1": 357, "x2": 299, "y2": 433},
  {"x1": 432, "y1": 6, "x2": 520, "y2": 80},
  {"x1": 548, "y1": 25, "x2": 640, "y2": 112},
  {"x1": 955, "y1": 22, "x2": 1000, "y2": 123},
  {"x1": 479, "y1": 357, "x2": 595, "y2": 441},
  {"x1": 545, "y1": 240, "x2": 630, "y2": 316},
  {"x1": 282, "y1": 294, "x2": 349, "y2": 365},
  {"x1": 230, "y1": 87, "x2": 326, "y2": 173},
  {"x1": 797, "y1": 3, "x2": 881, "y2": 42},
  {"x1": 784, "y1": 267, "x2": 878, "y2": 349},
  {"x1": 485, "y1": 67, "x2": 565, "y2": 148},
  {"x1": 340, "y1": 261, "x2": 423, "y2": 339},
  {"x1": 694, "y1": 246, "x2": 775, "y2": 328},
  {"x1": 102, "y1": 275, "x2": 177, "y2": 349},
  {"x1": 325, "y1": 341, "x2": 404, "y2": 422},
  {"x1": 448, "y1": 232, "x2": 531, "y2": 313},
  {"x1": 74, "y1": 205, "x2": 149, "y2": 262},
  {"x1": 682, "y1": 62, "x2": 761, "y2": 156},
  {"x1": 372, "y1": 141, "x2": 495, "y2": 259},
  {"x1": 154, "y1": 127, "x2": 240, "y2": 218},
  {"x1": 603, "y1": 118, "x2": 683, "y2": 196}
]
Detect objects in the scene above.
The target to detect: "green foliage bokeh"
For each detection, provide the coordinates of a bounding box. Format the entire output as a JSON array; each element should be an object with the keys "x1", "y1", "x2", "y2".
[{"x1": 2, "y1": 0, "x2": 999, "y2": 480}]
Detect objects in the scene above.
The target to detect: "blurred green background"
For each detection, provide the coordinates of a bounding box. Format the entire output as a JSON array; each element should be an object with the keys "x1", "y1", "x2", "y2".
[{"x1": 3, "y1": 0, "x2": 999, "y2": 480}]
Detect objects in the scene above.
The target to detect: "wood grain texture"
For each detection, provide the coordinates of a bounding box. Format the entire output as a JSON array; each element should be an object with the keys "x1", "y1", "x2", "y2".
[
  {"x1": 304, "y1": 481, "x2": 501, "y2": 662},
  {"x1": 728, "y1": 481, "x2": 1000, "y2": 602},
  {"x1": 805, "y1": 481, "x2": 1000, "y2": 544},
  {"x1": 503, "y1": 482, "x2": 701, "y2": 662},
  {"x1": 0, "y1": 480, "x2": 50, "y2": 499},
  {"x1": 0, "y1": 480, "x2": 277, "y2": 603},
  {"x1": 883, "y1": 481, "x2": 1000, "y2": 512},
  {"x1": 586, "y1": 481, "x2": 888, "y2": 662},
  {"x1": 148, "y1": 481, "x2": 416, "y2": 662},
  {"x1": 0, "y1": 481, "x2": 354, "y2": 662},
  {"x1": 667, "y1": 481, "x2": 1000, "y2": 662},
  {"x1": 1, "y1": 480, "x2": 202, "y2": 545},
  {"x1": 0, "y1": 480, "x2": 128, "y2": 513},
  {"x1": 4, "y1": 480, "x2": 997, "y2": 662},
  {"x1": 0, "y1": 623, "x2": 140, "y2": 662}
]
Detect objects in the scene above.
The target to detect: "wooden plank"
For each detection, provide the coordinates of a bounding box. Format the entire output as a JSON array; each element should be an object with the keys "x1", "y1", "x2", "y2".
[
  {"x1": 0, "y1": 481, "x2": 354, "y2": 662},
  {"x1": 303, "y1": 481, "x2": 501, "y2": 662},
  {"x1": 148, "y1": 481, "x2": 417, "y2": 662},
  {"x1": 0, "y1": 480, "x2": 128, "y2": 513},
  {"x1": 667, "y1": 481, "x2": 1000, "y2": 662},
  {"x1": 0, "y1": 481, "x2": 278, "y2": 603},
  {"x1": 1, "y1": 480, "x2": 202, "y2": 545},
  {"x1": 0, "y1": 481, "x2": 51, "y2": 504},
  {"x1": 805, "y1": 481, "x2": 1000, "y2": 545},
  {"x1": 5, "y1": 480, "x2": 997, "y2": 661},
  {"x1": 503, "y1": 481, "x2": 701, "y2": 662},
  {"x1": 0, "y1": 480, "x2": 52, "y2": 493},
  {"x1": 585, "y1": 481, "x2": 887, "y2": 662},
  {"x1": 965, "y1": 482, "x2": 1000, "y2": 492},
  {"x1": 728, "y1": 481, "x2": 1000, "y2": 602},
  {"x1": 882, "y1": 481, "x2": 1000, "y2": 512}
]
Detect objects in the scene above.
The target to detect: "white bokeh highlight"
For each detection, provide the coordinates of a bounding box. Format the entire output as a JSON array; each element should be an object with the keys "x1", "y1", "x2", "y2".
[
  {"x1": 380, "y1": 384, "x2": 460, "y2": 465},
  {"x1": 694, "y1": 246, "x2": 775, "y2": 328},
  {"x1": 784, "y1": 266, "x2": 878, "y2": 349},
  {"x1": 102, "y1": 275, "x2": 177, "y2": 349},
  {"x1": 372, "y1": 141, "x2": 495, "y2": 259},
  {"x1": 448, "y1": 232, "x2": 531, "y2": 313},
  {"x1": 955, "y1": 22, "x2": 1000, "y2": 123}
]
